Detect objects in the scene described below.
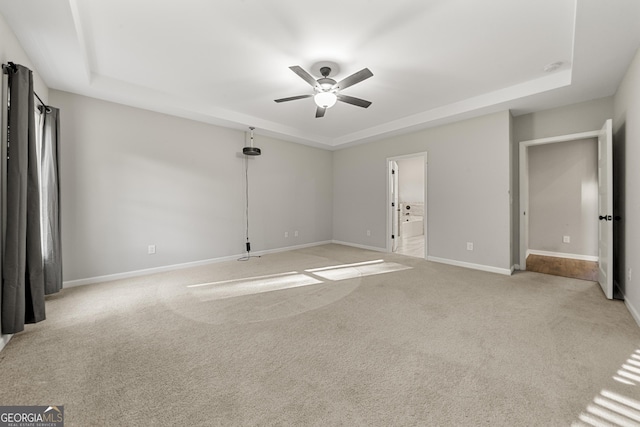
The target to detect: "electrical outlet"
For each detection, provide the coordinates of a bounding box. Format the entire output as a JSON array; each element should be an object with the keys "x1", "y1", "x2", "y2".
[
  {"x1": 294, "y1": 230, "x2": 299, "y2": 237},
  {"x1": 563, "y1": 235, "x2": 571, "y2": 243},
  {"x1": 148, "y1": 244, "x2": 156, "y2": 254},
  {"x1": 367, "y1": 230, "x2": 371, "y2": 236},
  {"x1": 466, "y1": 242, "x2": 473, "y2": 251},
  {"x1": 284, "y1": 232, "x2": 289, "y2": 238}
]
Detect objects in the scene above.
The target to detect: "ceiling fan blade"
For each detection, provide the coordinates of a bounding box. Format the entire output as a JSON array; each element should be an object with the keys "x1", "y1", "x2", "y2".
[
  {"x1": 289, "y1": 66, "x2": 319, "y2": 88},
  {"x1": 315, "y1": 106, "x2": 326, "y2": 118},
  {"x1": 274, "y1": 94, "x2": 313, "y2": 103},
  {"x1": 337, "y1": 94, "x2": 372, "y2": 108},
  {"x1": 334, "y1": 68, "x2": 373, "y2": 91}
]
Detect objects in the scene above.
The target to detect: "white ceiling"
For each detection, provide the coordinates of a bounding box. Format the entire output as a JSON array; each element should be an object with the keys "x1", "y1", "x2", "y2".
[{"x1": 1, "y1": 0, "x2": 639, "y2": 149}]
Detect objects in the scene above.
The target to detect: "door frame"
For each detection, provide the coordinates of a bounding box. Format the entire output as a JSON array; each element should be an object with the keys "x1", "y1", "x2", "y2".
[
  {"x1": 519, "y1": 130, "x2": 600, "y2": 269},
  {"x1": 386, "y1": 152, "x2": 428, "y2": 258},
  {"x1": 390, "y1": 160, "x2": 399, "y2": 253}
]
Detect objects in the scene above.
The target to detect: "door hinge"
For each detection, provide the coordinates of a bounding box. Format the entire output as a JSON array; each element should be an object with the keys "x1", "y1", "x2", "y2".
[{"x1": 391, "y1": 202, "x2": 395, "y2": 207}]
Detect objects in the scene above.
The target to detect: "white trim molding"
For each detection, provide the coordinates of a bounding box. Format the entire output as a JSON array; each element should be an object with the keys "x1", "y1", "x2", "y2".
[
  {"x1": 625, "y1": 299, "x2": 640, "y2": 328},
  {"x1": 63, "y1": 241, "x2": 332, "y2": 288},
  {"x1": 385, "y1": 152, "x2": 428, "y2": 257},
  {"x1": 427, "y1": 256, "x2": 513, "y2": 276},
  {"x1": 519, "y1": 129, "x2": 600, "y2": 268},
  {"x1": 331, "y1": 240, "x2": 387, "y2": 253},
  {"x1": 0, "y1": 334, "x2": 12, "y2": 353}
]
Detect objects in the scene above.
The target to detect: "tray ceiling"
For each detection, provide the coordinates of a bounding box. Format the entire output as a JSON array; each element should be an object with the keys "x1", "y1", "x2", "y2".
[{"x1": 1, "y1": 0, "x2": 639, "y2": 148}]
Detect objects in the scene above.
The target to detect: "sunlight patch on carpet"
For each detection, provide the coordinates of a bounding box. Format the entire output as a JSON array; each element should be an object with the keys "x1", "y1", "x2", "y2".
[
  {"x1": 187, "y1": 272, "x2": 323, "y2": 301},
  {"x1": 573, "y1": 347, "x2": 640, "y2": 427},
  {"x1": 305, "y1": 259, "x2": 412, "y2": 281},
  {"x1": 184, "y1": 259, "x2": 412, "y2": 301},
  {"x1": 158, "y1": 255, "x2": 411, "y2": 324}
]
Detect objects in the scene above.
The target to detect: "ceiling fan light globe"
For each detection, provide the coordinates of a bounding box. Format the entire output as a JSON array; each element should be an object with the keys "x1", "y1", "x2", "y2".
[{"x1": 314, "y1": 92, "x2": 337, "y2": 108}]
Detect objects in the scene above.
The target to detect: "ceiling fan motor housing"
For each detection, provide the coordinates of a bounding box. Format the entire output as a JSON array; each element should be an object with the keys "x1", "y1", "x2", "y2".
[
  {"x1": 317, "y1": 67, "x2": 336, "y2": 91},
  {"x1": 317, "y1": 77, "x2": 337, "y2": 91}
]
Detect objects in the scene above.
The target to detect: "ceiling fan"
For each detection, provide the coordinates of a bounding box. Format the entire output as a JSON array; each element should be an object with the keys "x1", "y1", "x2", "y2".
[{"x1": 275, "y1": 65, "x2": 373, "y2": 118}]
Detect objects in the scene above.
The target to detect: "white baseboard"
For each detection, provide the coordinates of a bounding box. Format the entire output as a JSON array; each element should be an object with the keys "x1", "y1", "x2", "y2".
[
  {"x1": 427, "y1": 256, "x2": 513, "y2": 276},
  {"x1": 332, "y1": 241, "x2": 512, "y2": 276},
  {"x1": 624, "y1": 296, "x2": 640, "y2": 328},
  {"x1": 63, "y1": 241, "x2": 332, "y2": 289},
  {"x1": 331, "y1": 240, "x2": 387, "y2": 253},
  {"x1": 251, "y1": 240, "x2": 333, "y2": 257},
  {"x1": 0, "y1": 333, "x2": 12, "y2": 353},
  {"x1": 526, "y1": 249, "x2": 598, "y2": 262}
]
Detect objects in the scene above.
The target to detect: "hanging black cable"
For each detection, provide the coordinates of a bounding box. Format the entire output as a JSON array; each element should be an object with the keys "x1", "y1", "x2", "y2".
[
  {"x1": 33, "y1": 91, "x2": 48, "y2": 111},
  {"x1": 238, "y1": 153, "x2": 252, "y2": 261},
  {"x1": 238, "y1": 127, "x2": 261, "y2": 261}
]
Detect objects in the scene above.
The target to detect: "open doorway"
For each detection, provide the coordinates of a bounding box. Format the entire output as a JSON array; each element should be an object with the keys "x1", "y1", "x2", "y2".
[
  {"x1": 519, "y1": 120, "x2": 614, "y2": 298},
  {"x1": 387, "y1": 153, "x2": 427, "y2": 259}
]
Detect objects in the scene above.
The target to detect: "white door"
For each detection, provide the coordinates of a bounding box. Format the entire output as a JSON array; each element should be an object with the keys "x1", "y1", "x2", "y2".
[
  {"x1": 391, "y1": 161, "x2": 399, "y2": 252},
  {"x1": 597, "y1": 119, "x2": 613, "y2": 299}
]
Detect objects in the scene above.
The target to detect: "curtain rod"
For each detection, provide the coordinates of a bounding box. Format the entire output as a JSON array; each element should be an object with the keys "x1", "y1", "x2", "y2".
[{"x1": 2, "y1": 61, "x2": 50, "y2": 110}]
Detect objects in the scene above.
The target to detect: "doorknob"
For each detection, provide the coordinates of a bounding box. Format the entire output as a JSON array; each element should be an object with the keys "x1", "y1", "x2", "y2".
[{"x1": 599, "y1": 215, "x2": 612, "y2": 221}]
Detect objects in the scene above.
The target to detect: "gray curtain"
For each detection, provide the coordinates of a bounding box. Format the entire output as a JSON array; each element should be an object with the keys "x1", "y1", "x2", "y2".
[
  {"x1": 1, "y1": 64, "x2": 45, "y2": 334},
  {"x1": 38, "y1": 105, "x2": 63, "y2": 295}
]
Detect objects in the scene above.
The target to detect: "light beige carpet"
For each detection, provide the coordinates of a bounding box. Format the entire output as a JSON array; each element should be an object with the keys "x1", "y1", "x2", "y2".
[{"x1": 1, "y1": 244, "x2": 639, "y2": 426}]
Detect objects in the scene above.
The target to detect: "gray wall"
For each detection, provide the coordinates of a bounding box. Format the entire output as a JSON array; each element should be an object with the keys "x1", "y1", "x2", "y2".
[
  {"x1": 512, "y1": 97, "x2": 614, "y2": 264},
  {"x1": 333, "y1": 111, "x2": 512, "y2": 272},
  {"x1": 397, "y1": 157, "x2": 424, "y2": 204},
  {"x1": 52, "y1": 91, "x2": 333, "y2": 282},
  {"x1": 0, "y1": 14, "x2": 48, "y2": 103},
  {"x1": 613, "y1": 47, "x2": 640, "y2": 324},
  {"x1": 528, "y1": 138, "x2": 598, "y2": 257},
  {"x1": 513, "y1": 97, "x2": 614, "y2": 142}
]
